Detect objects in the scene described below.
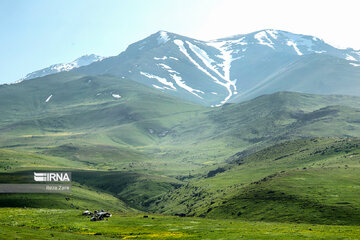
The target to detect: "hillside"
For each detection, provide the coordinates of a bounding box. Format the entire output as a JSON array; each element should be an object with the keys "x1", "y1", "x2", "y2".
[
  {"x1": 231, "y1": 54, "x2": 360, "y2": 102},
  {"x1": 2, "y1": 73, "x2": 360, "y2": 219},
  {"x1": 150, "y1": 138, "x2": 360, "y2": 225},
  {"x1": 0, "y1": 150, "x2": 177, "y2": 211},
  {"x1": 0, "y1": 72, "x2": 206, "y2": 174},
  {"x1": 2, "y1": 73, "x2": 360, "y2": 176}
]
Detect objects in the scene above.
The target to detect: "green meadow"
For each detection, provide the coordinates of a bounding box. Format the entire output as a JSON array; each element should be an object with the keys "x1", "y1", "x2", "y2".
[{"x1": 1, "y1": 208, "x2": 360, "y2": 239}]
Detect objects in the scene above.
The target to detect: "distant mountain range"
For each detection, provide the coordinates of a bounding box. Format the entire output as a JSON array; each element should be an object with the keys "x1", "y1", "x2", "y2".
[
  {"x1": 20, "y1": 30, "x2": 360, "y2": 106},
  {"x1": 20, "y1": 54, "x2": 104, "y2": 81}
]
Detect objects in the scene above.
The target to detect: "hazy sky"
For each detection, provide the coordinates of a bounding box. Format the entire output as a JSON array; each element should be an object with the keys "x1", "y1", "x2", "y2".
[{"x1": 1, "y1": 0, "x2": 360, "y2": 84}]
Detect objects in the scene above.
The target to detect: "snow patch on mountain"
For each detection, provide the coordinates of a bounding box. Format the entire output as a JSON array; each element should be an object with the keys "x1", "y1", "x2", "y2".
[
  {"x1": 158, "y1": 63, "x2": 171, "y2": 70},
  {"x1": 45, "y1": 95, "x2": 53, "y2": 103},
  {"x1": 170, "y1": 73, "x2": 204, "y2": 99},
  {"x1": 174, "y1": 39, "x2": 233, "y2": 104},
  {"x1": 157, "y1": 31, "x2": 170, "y2": 44},
  {"x1": 168, "y1": 69, "x2": 179, "y2": 74},
  {"x1": 174, "y1": 39, "x2": 219, "y2": 81},
  {"x1": 155, "y1": 59, "x2": 204, "y2": 97},
  {"x1": 22, "y1": 54, "x2": 104, "y2": 81},
  {"x1": 154, "y1": 56, "x2": 178, "y2": 61},
  {"x1": 287, "y1": 41, "x2": 303, "y2": 55},
  {"x1": 154, "y1": 56, "x2": 168, "y2": 60},
  {"x1": 152, "y1": 84, "x2": 165, "y2": 89},
  {"x1": 186, "y1": 41, "x2": 221, "y2": 77},
  {"x1": 207, "y1": 40, "x2": 238, "y2": 96},
  {"x1": 346, "y1": 54, "x2": 357, "y2": 61},
  {"x1": 266, "y1": 30, "x2": 278, "y2": 39},
  {"x1": 254, "y1": 31, "x2": 274, "y2": 49},
  {"x1": 206, "y1": 41, "x2": 233, "y2": 83},
  {"x1": 281, "y1": 32, "x2": 315, "y2": 50},
  {"x1": 350, "y1": 63, "x2": 360, "y2": 67},
  {"x1": 140, "y1": 71, "x2": 176, "y2": 90}
]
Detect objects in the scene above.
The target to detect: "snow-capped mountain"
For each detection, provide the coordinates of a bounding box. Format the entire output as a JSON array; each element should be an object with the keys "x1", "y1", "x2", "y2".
[
  {"x1": 73, "y1": 29, "x2": 360, "y2": 106},
  {"x1": 20, "y1": 30, "x2": 359, "y2": 106},
  {"x1": 21, "y1": 54, "x2": 105, "y2": 81}
]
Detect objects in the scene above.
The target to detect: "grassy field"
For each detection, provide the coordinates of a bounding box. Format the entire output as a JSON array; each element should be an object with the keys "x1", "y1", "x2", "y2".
[{"x1": 1, "y1": 208, "x2": 360, "y2": 239}]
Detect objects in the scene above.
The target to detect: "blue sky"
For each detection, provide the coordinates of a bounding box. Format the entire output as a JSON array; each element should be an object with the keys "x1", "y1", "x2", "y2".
[{"x1": 1, "y1": 0, "x2": 360, "y2": 84}]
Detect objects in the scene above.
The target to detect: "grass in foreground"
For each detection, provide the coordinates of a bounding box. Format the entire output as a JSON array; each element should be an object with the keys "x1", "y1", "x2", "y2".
[{"x1": 1, "y1": 208, "x2": 360, "y2": 239}]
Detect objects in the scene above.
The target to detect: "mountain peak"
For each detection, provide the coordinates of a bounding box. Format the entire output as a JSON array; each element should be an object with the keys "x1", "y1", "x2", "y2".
[
  {"x1": 19, "y1": 29, "x2": 360, "y2": 107},
  {"x1": 72, "y1": 54, "x2": 105, "y2": 67},
  {"x1": 157, "y1": 30, "x2": 170, "y2": 44},
  {"x1": 20, "y1": 54, "x2": 105, "y2": 81}
]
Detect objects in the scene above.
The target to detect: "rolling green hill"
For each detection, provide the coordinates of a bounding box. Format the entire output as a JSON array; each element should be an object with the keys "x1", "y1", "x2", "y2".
[
  {"x1": 0, "y1": 183, "x2": 133, "y2": 211},
  {"x1": 2, "y1": 74, "x2": 360, "y2": 176},
  {"x1": 150, "y1": 138, "x2": 360, "y2": 225},
  {"x1": 2, "y1": 73, "x2": 360, "y2": 176},
  {"x1": 0, "y1": 150, "x2": 179, "y2": 211},
  {"x1": 2, "y1": 73, "x2": 360, "y2": 226}
]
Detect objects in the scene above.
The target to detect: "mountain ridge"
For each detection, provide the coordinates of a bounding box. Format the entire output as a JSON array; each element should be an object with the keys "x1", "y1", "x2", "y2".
[
  {"x1": 16, "y1": 29, "x2": 360, "y2": 106},
  {"x1": 19, "y1": 54, "x2": 105, "y2": 82},
  {"x1": 74, "y1": 29, "x2": 360, "y2": 106}
]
